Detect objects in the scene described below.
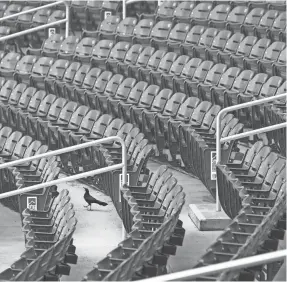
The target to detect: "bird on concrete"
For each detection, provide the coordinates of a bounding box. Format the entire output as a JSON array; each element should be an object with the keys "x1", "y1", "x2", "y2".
[{"x1": 83, "y1": 188, "x2": 108, "y2": 211}]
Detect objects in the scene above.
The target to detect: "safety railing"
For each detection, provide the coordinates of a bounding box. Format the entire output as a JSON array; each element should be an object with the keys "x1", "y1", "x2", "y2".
[
  {"x1": 138, "y1": 249, "x2": 287, "y2": 281},
  {"x1": 0, "y1": 0, "x2": 70, "y2": 42},
  {"x1": 215, "y1": 92, "x2": 287, "y2": 211},
  {"x1": 0, "y1": 136, "x2": 127, "y2": 202}
]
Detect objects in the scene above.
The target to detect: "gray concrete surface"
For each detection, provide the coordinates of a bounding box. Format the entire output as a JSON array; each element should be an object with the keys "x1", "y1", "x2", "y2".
[{"x1": 0, "y1": 204, "x2": 25, "y2": 272}]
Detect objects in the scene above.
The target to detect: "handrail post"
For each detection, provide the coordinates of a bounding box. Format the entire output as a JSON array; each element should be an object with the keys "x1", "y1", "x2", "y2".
[
  {"x1": 65, "y1": 1, "x2": 70, "y2": 38},
  {"x1": 216, "y1": 93, "x2": 287, "y2": 212},
  {"x1": 122, "y1": 0, "x2": 126, "y2": 19}
]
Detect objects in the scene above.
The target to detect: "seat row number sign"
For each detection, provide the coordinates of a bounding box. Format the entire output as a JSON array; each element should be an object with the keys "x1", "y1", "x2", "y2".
[
  {"x1": 27, "y1": 196, "x2": 37, "y2": 211},
  {"x1": 211, "y1": 151, "x2": 217, "y2": 180},
  {"x1": 105, "y1": 11, "x2": 112, "y2": 19},
  {"x1": 48, "y1": 28, "x2": 56, "y2": 38}
]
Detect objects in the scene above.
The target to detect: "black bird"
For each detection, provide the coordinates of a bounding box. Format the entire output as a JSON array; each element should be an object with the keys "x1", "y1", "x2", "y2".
[{"x1": 83, "y1": 188, "x2": 108, "y2": 210}]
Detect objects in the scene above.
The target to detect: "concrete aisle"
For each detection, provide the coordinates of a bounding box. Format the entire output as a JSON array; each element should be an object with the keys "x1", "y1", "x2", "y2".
[
  {"x1": 147, "y1": 161, "x2": 222, "y2": 272},
  {"x1": 0, "y1": 204, "x2": 25, "y2": 272},
  {"x1": 57, "y1": 177, "x2": 123, "y2": 281}
]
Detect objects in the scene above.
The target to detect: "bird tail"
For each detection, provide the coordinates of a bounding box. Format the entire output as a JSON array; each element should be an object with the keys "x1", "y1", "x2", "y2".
[{"x1": 95, "y1": 200, "x2": 108, "y2": 206}]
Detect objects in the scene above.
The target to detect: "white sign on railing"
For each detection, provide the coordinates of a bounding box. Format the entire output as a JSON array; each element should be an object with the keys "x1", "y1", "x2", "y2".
[
  {"x1": 27, "y1": 196, "x2": 37, "y2": 210},
  {"x1": 211, "y1": 151, "x2": 216, "y2": 180},
  {"x1": 105, "y1": 11, "x2": 112, "y2": 19},
  {"x1": 48, "y1": 28, "x2": 56, "y2": 37},
  {"x1": 158, "y1": 0, "x2": 164, "y2": 6},
  {"x1": 120, "y1": 173, "x2": 129, "y2": 186}
]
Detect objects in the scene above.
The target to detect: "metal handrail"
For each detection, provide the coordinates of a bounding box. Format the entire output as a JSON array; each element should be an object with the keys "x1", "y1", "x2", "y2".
[
  {"x1": 139, "y1": 249, "x2": 287, "y2": 281},
  {"x1": 0, "y1": 136, "x2": 127, "y2": 201},
  {"x1": 216, "y1": 92, "x2": 287, "y2": 211},
  {"x1": 0, "y1": 1, "x2": 70, "y2": 42}
]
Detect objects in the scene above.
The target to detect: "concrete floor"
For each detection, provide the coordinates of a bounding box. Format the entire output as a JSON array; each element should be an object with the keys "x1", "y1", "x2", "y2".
[{"x1": 0, "y1": 161, "x2": 223, "y2": 279}]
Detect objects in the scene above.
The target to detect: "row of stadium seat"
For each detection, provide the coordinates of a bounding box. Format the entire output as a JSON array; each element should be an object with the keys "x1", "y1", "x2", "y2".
[
  {"x1": 192, "y1": 141, "x2": 286, "y2": 281},
  {"x1": 83, "y1": 11, "x2": 286, "y2": 43},
  {"x1": 147, "y1": 1, "x2": 286, "y2": 24},
  {"x1": 22, "y1": 34, "x2": 286, "y2": 80}
]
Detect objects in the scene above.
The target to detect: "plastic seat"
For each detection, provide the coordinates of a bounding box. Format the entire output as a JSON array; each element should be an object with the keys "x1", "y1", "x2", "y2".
[
  {"x1": 115, "y1": 17, "x2": 137, "y2": 42},
  {"x1": 190, "y1": 2, "x2": 213, "y2": 27},
  {"x1": 150, "y1": 21, "x2": 173, "y2": 50},
  {"x1": 153, "y1": 1, "x2": 178, "y2": 22},
  {"x1": 58, "y1": 36, "x2": 81, "y2": 60},
  {"x1": 217, "y1": 33, "x2": 245, "y2": 65},
  {"x1": 0, "y1": 52, "x2": 21, "y2": 80},
  {"x1": 85, "y1": 0, "x2": 103, "y2": 30},
  {"x1": 226, "y1": 6, "x2": 249, "y2": 33},
  {"x1": 85, "y1": 70, "x2": 113, "y2": 109},
  {"x1": 153, "y1": 92, "x2": 187, "y2": 146},
  {"x1": 180, "y1": 25, "x2": 206, "y2": 56},
  {"x1": 129, "y1": 84, "x2": 161, "y2": 126},
  {"x1": 106, "y1": 41, "x2": 131, "y2": 73},
  {"x1": 166, "y1": 96, "x2": 201, "y2": 162},
  {"x1": 117, "y1": 44, "x2": 145, "y2": 78},
  {"x1": 118, "y1": 81, "x2": 148, "y2": 122},
  {"x1": 73, "y1": 37, "x2": 97, "y2": 63},
  {"x1": 45, "y1": 59, "x2": 70, "y2": 94},
  {"x1": 243, "y1": 38, "x2": 272, "y2": 73},
  {"x1": 255, "y1": 10, "x2": 280, "y2": 38},
  {"x1": 224, "y1": 70, "x2": 255, "y2": 108},
  {"x1": 89, "y1": 40, "x2": 114, "y2": 70},
  {"x1": 128, "y1": 46, "x2": 156, "y2": 80},
  {"x1": 96, "y1": 15, "x2": 121, "y2": 40},
  {"x1": 172, "y1": 1, "x2": 195, "y2": 24},
  {"x1": 206, "y1": 30, "x2": 232, "y2": 62},
  {"x1": 267, "y1": 12, "x2": 286, "y2": 41},
  {"x1": 173, "y1": 58, "x2": 202, "y2": 93},
  {"x1": 132, "y1": 18, "x2": 155, "y2": 47},
  {"x1": 41, "y1": 101, "x2": 78, "y2": 145},
  {"x1": 207, "y1": 4, "x2": 232, "y2": 29},
  {"x1": 161, "y1": 55, "x2": 190, "y2": 90},
  {"x1": 184, "y1": 61, "x2": 214, "y2": 97},
  {"x1": 136, "y1": 88, "x2": 174, "y2": 132},
  {"x1": 70, "y1": 0, "x2": 88, "y2": 30},
  {"x1": 237, "y1": 73, "x2": 269, "y2": 122},
  {"x1": 2, "y1": 4, "x2": 22, "y2": 31},
  {"x1": 54, "y1": 61, "x2": 81, "y2": 98},
  {"x1": 74, "y1": 67, "x2": 102, "y2": 105},
  {"x1": 272, "y1": 48, "x2": 286, "y2": 78},
  {"x1": 258, "y1": 41, "x2": 286, "y2": 75},
  {"x1": 96, "y1": 74, "x2": 124, "y2": 113},
  {"x1": 139, "y1": 49, "x2": 166, "y2": 84},
  {"x1": 30, "y1": 57, "x2": 55, "y2": 90},
  {"x1": 17, "y1": 90, "x2": 47, "y2": 134},
  {"x1": 211, "y1": 67, "x2": 242, "y2": 107},
  {"x1": 198, "y1": 63, "x2": 228, "y2": 101},
  {"x1": 58, "y1": 105, "x2": 90, "y2": 154},
  {"x1": 29, "y1": 8, "x2": 53, "y2": 48},
  {"x1": 14, "y1": 55, "x2": 38, "y2": 85},
  {"x1": 230, "y1": 36, "x2": 258, "y2": 68},
  {"x1": 241, "y1": 8, "x2": 265, "y2": 36},
  {"x1": 107, "y1": 77, "x2": 137, "y2": 118},
  {"x1": 101, "y1": 1, "x2": 122, "y2": 21},
  {"x1": 150, "y1": 52, "x2": 178, "y2": 86},
  {"x1": 166, "y1": 23, "x2": 190, "y2": 53},
  {"x1": 9, "y1": 86, "x2": 38, "y2": 129}
]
